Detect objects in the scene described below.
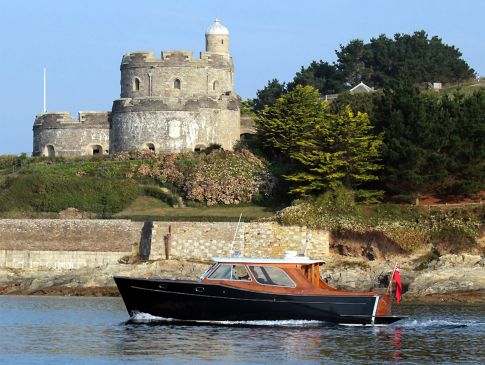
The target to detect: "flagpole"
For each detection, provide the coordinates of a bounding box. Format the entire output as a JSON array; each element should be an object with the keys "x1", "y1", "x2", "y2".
[
  {"x1": 43, "y1": 67, "x2": 47, "y2": 113},
  {"x1": 386, "y1": 262, "x2": 398, "y2": 295}
]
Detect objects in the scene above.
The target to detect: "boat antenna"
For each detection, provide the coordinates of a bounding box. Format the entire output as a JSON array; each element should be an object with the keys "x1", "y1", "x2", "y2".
[
  {"x1": 229, "y1": 213, "x2": 243, "y2": 257},
  {"x1": 299, "y1": 233, "x2": 312, "y2": 256}
]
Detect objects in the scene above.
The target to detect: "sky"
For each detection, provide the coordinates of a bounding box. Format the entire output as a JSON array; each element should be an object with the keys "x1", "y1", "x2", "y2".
[{"x1": 1, "y1": 0, "x2": 484, "y2": 154}]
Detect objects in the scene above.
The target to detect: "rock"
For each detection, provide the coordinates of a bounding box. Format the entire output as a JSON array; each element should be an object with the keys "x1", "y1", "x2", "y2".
[
  {"x1": 0, "y1": 260, "x2": 211, "y2": 295},
  {"x1": 407, "y1": 265, "x2": 485, "y2": 296},
  {"x1": 2, "y1": 254, "x2": 484, "y2": 302},
  {"x1": 431, "y1": 254, "x2": 482, "y2": 269}
]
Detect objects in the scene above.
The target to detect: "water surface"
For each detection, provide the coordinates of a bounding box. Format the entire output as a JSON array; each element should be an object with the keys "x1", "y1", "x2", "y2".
[{"x1": 0, "y1": 296, "x2": 483, "y2": 364}]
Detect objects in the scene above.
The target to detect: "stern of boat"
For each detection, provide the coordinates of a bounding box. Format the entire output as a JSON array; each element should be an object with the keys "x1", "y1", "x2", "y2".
[{"x1": 376, "y1": 293, "x2": 392, "y2": 316}]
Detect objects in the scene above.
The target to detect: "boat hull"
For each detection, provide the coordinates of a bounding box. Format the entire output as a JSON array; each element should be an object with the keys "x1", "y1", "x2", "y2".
[{"x1": 114, "y1": 276, "x2": 404, "y2": 325}]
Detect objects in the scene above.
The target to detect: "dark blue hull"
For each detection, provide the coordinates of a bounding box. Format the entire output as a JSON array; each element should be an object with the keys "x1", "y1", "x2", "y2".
[{"x1": 114, "y1": 276, "x2": 403, "y2": 325}]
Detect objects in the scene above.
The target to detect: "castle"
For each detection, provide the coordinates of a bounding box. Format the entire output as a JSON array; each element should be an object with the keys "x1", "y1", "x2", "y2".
[{"x1": 33, "y1": 19, "x2": 241, "y2": 157}]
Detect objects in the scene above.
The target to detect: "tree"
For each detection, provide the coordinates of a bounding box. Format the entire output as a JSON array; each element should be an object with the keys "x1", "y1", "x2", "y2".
[
  {"x1": 253, "y1": 79, "x2": 287, "y2": 111},
  {"x1": 336, "y1": 39, "x2": 369, "y2": 87},
  {"x1": 440, "y1": 90, "x2": 485, "y2": 195},
  {"x1": 256, "y1": 85, "x2": 327, "y2": 159},
  {"x1": 336, "y1": 31, "x2": 475, "y2": 89},
  {"x1": 329, "y1": 91, "x2": 377, "y2": 119},
  {"x1": 256, "y1": 85, "x2": 383, "y2": 200},
  {"x1": 374, "y1": 83, "x2": 453, "y2": 196},
  {"x1": 287, "y1": 61, "x2": 344, "y2": 95}
]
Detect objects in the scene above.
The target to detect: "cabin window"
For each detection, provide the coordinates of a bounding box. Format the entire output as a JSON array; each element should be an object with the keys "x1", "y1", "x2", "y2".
[
  {"x1": 248, "y1": 266, "x2": 295, "y2": 287},
  {"x1": 174, "y1": 78, "x2": 181, "y2": 89},
  {"x1": 208, "y1": 264, "x2": 250, "y2": 281}
]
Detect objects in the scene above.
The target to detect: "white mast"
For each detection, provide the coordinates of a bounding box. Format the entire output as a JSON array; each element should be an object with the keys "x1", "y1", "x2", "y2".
[{"x1": 43, "y1": 67, "x2": 47, "y2": 113}]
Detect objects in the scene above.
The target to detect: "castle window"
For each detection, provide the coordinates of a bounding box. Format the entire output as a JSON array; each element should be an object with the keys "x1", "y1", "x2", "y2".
[
  {"x1": 213, "y1": 81, "x2": 218, "y2": 91},
  {"x1": 134, "y1": 78, "x2": 141, "y2": 91},
  {"x1": 221, "y1": 40, "x2": 224, "y2": 45},
  {"x1": 174, "y1": 78, "x2": 181, "y2": 89}
]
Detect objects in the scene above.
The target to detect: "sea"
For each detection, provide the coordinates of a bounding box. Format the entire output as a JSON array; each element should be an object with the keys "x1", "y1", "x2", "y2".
[{"x1": 0, "y1": 296, "x2": 483, "y2": 365}]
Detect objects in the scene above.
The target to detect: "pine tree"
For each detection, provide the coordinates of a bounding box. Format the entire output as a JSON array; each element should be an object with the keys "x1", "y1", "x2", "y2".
[{"x1": 256, "y1": 85, "x2": 383, "y2": 201}]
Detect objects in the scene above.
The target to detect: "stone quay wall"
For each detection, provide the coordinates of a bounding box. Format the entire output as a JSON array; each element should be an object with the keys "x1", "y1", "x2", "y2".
[
  {"x1": 151, "y1": 222, "x2": 329, "y2": 261},
  {"x1": 0, "y1": 219, "x2": 142, "y2": 252},
  {"x1": 0, "y1": 250, "x2": 131, "y2": 270},
  {"x1": 0, "y1": 219, "x2": 329, "y2": 270},
  {"x1": 0, "y1": 219, "x2": 142, "y2": 270}
]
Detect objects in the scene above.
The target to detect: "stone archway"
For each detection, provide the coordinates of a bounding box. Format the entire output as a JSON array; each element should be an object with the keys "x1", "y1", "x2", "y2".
[
  {"x1": 44, "y1": 145, "x2": 55, "y2": 157},
  {"x1": 142, "y1": 142, "x2": 156, "y2": 152},
  {"x1": 87, "y1": 144, "x2": 104, "y2": 155}
]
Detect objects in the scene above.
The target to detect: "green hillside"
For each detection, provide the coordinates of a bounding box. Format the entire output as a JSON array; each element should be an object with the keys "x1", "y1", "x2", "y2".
[{"x1": 0, "y1": 151, "x2": 275, "y2": 221}]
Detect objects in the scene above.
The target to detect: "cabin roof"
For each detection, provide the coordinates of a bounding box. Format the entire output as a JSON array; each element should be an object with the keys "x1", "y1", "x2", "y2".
[{"x1": 211, "y1": 257, "x2": 324, "y2": 264}]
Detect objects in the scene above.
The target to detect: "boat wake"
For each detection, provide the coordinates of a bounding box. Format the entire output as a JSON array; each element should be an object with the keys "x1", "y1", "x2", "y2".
[
  {"x1": 128, "y1": 312, "x2": 325, "y2": 327},
  {"x1": 398, "y1": 319, "x2": 485, "y2": 329}
]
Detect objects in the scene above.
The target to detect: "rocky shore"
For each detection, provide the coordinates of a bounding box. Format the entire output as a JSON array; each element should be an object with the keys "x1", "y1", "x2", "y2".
[{"x1": 1, "y1": 253, "x2": 484, "y2": 304}]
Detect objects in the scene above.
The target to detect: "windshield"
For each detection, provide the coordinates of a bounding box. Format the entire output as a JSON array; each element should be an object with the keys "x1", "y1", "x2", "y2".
[
  {"x1": 208, "y1": 264, "x2": 251, "y2": 281},
  {"x1": 248, "y1": 266, "x2": 295, "y2": 287}
]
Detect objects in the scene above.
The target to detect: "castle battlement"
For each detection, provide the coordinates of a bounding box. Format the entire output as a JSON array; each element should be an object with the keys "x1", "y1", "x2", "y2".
[
  {"x1": 121, "y1": 49, "x2": 231, "y2": 69},
  {"x1": 34, "y1": 112, "x2": 110, "y2": 129}
]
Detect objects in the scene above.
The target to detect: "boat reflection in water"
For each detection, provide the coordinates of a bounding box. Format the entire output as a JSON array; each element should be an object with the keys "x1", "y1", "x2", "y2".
[{"x1": 114, "y1": 254, "x2": 405, "y2": 326}]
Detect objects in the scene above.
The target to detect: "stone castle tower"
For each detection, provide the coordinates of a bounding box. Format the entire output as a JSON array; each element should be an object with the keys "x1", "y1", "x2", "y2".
[{"x1": 33, "y1": 19, "x2": 240, "y2": 157}]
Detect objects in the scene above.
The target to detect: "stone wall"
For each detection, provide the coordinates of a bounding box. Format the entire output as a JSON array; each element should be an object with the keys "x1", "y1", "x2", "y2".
[
  {"x1": 33, "y1": 112, "x2": 110, "y2": 157},
  {"x1": 0, "y1": 219, "x2": 142, "y2": 252},
  {"x1": 109, "y1": 107, "x2": 240, "y2": 153},
  {"x1": 0, "y1": 220, "x2": 329, "y2": 270},
  {"x1": 120, "y1": 51, "x2": 234, "y2": 99},
  {"x1": 151, "y1": 222, "x2": 329, "y2": 261},
  {"x1": 0, "y1": 250, "x2": 131, "y2": 270}
]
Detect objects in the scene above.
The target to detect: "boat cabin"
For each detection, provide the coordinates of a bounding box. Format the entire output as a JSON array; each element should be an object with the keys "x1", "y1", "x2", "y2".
[
  {"x1": 201, "y1": 257, "x2": 345, "y2": 294},
  {"x1": 199, "y1": 256, "x2": 392, "y2": 316}
]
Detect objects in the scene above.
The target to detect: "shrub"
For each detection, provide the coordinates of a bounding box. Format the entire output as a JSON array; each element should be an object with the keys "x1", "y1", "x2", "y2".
[
  {"x1": 0, "y1": 174, "x2": 139, "y2": 215},
  {"x1": 143, "y1": 186, "x2": 180, "y2": 207},
  {"x1": 278, "y1": 200, "x2": 481, "y2": 253},
  {"x1": 314, "y1": 183, "x2": 358, "y2": 214},
  {"x1": 0, "y1": 155, "x2": 20, "y2": 170}
]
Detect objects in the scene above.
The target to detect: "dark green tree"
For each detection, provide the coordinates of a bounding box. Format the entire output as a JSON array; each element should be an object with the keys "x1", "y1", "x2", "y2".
[
  {"x1": 253, "y1": 79, "x2": 287, "y2": 111},
  {"x1": 336, "y1": 39, "x2": 369, "y2": 87},
  {"x1": 287, "y1": 61, "x2": 344, "y2": 95},
  {"x1": 441, "y1": 90, "x2": 485, "y2": 195},
  {"x1": 374, "y1": 83, "x2": 454, "y2": 196},
  {"x1": 336, "y1": 31, "x2": 475, "y2": 89}
]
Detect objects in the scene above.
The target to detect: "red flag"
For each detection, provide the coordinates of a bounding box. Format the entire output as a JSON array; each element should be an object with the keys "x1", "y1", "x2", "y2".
[{"x1": 392, "y1": 266, "x2": 402, "y2": 303}]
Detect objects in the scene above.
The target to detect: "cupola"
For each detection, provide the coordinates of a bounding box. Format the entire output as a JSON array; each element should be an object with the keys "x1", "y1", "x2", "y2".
[{"x1": 205, "y1": 18, "x2": 229, "y2": 54}]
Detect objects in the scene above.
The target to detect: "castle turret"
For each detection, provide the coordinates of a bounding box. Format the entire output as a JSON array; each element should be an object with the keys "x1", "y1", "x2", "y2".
[{"x1": 205, "y1": 18, "x2": 229, "y2": 55}]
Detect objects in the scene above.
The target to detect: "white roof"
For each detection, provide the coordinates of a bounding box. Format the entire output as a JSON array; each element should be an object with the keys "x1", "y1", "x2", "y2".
[
  {"x1": 206, "y1": 18, "x2": 229, "y2": 35},
  {"x1": 211, "y1": 257, "x2": 324, "y2": 264},
  {"x1": 349, "y1": 82, "x2": 373, "y2": 94}
]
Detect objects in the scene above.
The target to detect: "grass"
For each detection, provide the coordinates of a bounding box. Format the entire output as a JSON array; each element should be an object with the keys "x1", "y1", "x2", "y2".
[
  {"x1": 114, "y1": 196, "x2": 276, "y2": 221},
  {"x1": 432, "y1": 78, "x2": 485, "y2": 97}
]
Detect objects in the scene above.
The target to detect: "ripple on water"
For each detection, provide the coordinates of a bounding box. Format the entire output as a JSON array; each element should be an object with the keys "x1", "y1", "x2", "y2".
[{"x1": 0, "y1": 297, "x2": 484, "y2": 365}]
